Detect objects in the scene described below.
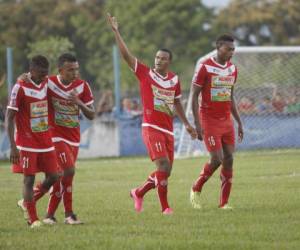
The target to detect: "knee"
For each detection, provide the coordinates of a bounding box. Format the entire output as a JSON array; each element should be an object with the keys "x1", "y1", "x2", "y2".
[
  {"x1": 223, "y1": 154, "x2": 233, "y2": 165},
  {"x1": 210, "y1": 157, "x2": 222, "y2": 168},
  {"x1": 48, "y1": 173, "x2": 59, "y2": 184},
  {"x1": 64, "y1": 167, "x2": 75, "y2": 177},
  {"x1": 156, "y1": 158, "x2": 171, "y2": 174},
  {"x1": 23, "y1": 176, "x2": 35, "y2": 188}
]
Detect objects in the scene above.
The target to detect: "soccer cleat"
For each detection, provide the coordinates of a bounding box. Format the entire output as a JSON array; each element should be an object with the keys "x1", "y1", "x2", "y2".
[
  {"x1": 43, "y1": 217, "x2": 57, "y2": 225},
  {"x1": 130, "y1": 188, "x2": 144, "y2": 213},
  {"x1": 64, "y1": 214, "x2": 83, "y2": 225},
  {"x1": 219, "y1": 204, "x2": 233, "y2": 210},
  {"x1": 17, "y1": 199, "x2": 29, "y2": 220},
  {"x1": 190, "y1": 189, "x2": 201, "y2": 209},
  {"x1": 162, "y1": 208, "x2": 173, "y2": 215},
  {"x1": 30, "y1": 220, "x2": 42, "y2": 229}
]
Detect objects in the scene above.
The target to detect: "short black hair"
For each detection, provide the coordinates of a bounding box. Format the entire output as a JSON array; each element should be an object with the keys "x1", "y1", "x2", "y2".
[
  {"x1": 58, "y1": 53, "x2": 77, "y2": 68},
  {"x1": 158, "y1": 48, "x2": 173, "y2": 61},
  {"x1": 216, "y1": 34, "x2": 235, "y2": 47},
  {"x1": 29, "y1": 55, "x2": 49, "y2": 69}
]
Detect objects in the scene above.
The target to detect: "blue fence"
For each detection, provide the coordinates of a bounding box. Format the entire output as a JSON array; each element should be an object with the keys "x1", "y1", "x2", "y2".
[
  {"x1": 238, "y1": 115, "x2": 300, "y2": 150},
  {"x1": 0, "y1": 115, "x2": 299, "y2": 159}
]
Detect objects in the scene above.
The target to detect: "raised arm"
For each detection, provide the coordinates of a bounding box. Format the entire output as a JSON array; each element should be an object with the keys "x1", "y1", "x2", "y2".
[
  {"x1": 192, "y1": 84, "x2": 203, "y2": 141},
  {"x1": 107, "y1": 13, "x2": 136, "y2": 70},
  {"x1": 231, "y1": 86, "x2": 243, "y2": 142}
]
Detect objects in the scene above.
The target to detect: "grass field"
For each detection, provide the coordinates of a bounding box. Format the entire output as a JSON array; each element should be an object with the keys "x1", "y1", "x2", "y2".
[{"x1": 0, "y1": 150, "x2": 300, "y2": 250}]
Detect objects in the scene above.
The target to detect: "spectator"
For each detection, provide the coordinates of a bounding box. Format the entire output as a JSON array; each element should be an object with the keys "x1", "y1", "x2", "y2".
[
  {"x1": 272, "y1": 86, "x2": 286, "y2": 113},
  {"x1": 130, "y1": 99, "x2": 143, "y2": 116},
  {"x1": 256, "y1": 96, "x2": 273, "y2": 114},
  {"x1": 285, "y1": 94, "x2": 300, "y2": 115},
  {"x1": 238, "y1": 96, "x2": 256, "y2": 114},
  {"x1": 119, "y1": 97, "x2": 136, "y2": 119},
  {"x1": 96, "y1": 90, "x2": 114, "y2": 116}
]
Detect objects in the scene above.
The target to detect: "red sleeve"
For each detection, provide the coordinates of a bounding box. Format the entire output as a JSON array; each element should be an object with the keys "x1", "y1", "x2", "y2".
[
  {"x1": 175, "y1": 79, "x2": 182, "y2": 99},
  {"x1": 81, "y1": 81, "x2": 94, "y2": 105},
  {"x1": 192, "y1": 63, "x2": 207, "y2": 87},
  {"x1": 7, "y1": 83, "x2": 23, "y2": 111},
  {"x1": 234, "y1": 66, "x2": 238, "y2": 84},
  {"x1": 134, "y1": 59, "x2": 150, "y2": 83}
]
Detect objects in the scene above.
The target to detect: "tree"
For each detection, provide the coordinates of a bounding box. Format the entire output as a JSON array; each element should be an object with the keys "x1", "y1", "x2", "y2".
[
  {"x1": 214, "y1": 0, "x2": 300, "y2": 45},
  {"x1": 0, "y1": 0, "x2": 216, "y2": 94},
  {"x1": 27, "y1": 36, "x2": 74, "y2": 74},
  {"x1": 72, "y1": 0, "x2": 216, "y2": 91}
]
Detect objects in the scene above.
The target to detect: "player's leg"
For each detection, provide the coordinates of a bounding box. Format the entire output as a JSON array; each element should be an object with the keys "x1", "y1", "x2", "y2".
[
  {"x1": 219, "y1": 124, "x2": 235, "y2": 209},
  {"x1": 192, "y1": 130, "x2": 223, "y2": 192},
  {"x1": 130, "y1": 127, "x2": 172, "y2": 213},
  {"x1": 44, "y1": 142, "x2": 67, "y2": 222},
  {"x1": 62, "y1": 167, "x2": 83, "y2": 224},
  {"x1": 154, "y1": 156, "x2": 173, "y2": 214},
  {"x1": 43, "y1": 177, "x2": 62, "y2": 224},
  {"x1": 23, "y1": 175, "x2": 39, "y2": 225},
  {"x1": 33, "y1": 151, "x2": 59, "y2": 202},
  {"x1": 135, "y1": 131, "x2": 173, "y2": 199},
  {"x1": 149, "y1": 129, "x2": 172, "y2": 213},
  {"x1": 55, "y1": 142, "x2": 83, "y2": 224},
  {"x1": 19, "y1": 151, "x2": 41, "y2": 227},
  {"x1": 191, "y1": 129, "x2": 223, "y2": 209},
  {"x1": 134, "y1": 171, "x2": 156, "y2": 199},
  {"x1": 130, "y1": 128, "x2": 157, "y2": 212}
]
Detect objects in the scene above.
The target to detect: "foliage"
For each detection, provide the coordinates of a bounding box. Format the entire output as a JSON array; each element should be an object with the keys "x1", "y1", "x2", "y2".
[
  {"x1": 0, "y1": 0, "x2": 299, "y2": 98},
  {"x1": 27, "y1": 36, "x2": 74, "y2": 74},
  {"x1": 214, "y1": 0, "x2": 300, "y2": 46},
  {"x1": 0, "y1": 0, "x2": 215, "y2": 93}
]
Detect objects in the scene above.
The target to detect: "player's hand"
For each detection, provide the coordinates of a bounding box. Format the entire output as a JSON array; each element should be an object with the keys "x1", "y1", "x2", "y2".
[
  {"x1": 17, "y1": 72, "x2": 31, "y2": 82},
  {"x1": 185, "y1": 124, "x2": 197, "y2": 140},
  {"x1": 68, "y1": 90, "x2": 81, "y2": 105},
  {"x1": 238, "y1": 124, "x2": 244, "y2": 142},
  {"x1": 107, "y1": 13, "x2": 118, "y2": 32},
  {"x1": 10, "y1": 145, "x2": 20, "y2": 164},
  {"x1": 195, "y1": 125, "x2": 203, "y2": 141}
]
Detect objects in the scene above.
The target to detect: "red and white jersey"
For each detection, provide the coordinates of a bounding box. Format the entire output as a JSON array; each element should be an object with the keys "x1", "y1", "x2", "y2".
[
  {"x1": 7, "y1": 80, "x2": 54, "y2": 152},
  {"x1": 192, "y1": 57, "x2": 238, "y2": 119},
  {"x1": 134, "y1": 59, "x2": 181, "y2": 135},
  {"x1": 47, "y1": 75, "x2": 94, "y2": 146}
]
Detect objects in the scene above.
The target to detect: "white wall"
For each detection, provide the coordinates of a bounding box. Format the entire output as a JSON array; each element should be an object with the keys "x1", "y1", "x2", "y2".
[{"x1": 78, "y1": 119, "x2": 120, "y2": 158}]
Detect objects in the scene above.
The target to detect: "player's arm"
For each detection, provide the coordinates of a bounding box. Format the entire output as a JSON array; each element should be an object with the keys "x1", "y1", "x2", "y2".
[
  {"x1": 107, "y1": 13, "x2": 135, "y2": 71},
  {"x1": 231, "y1": 86, "x2": 243, "y2": 142},
  {"x1": 174, "y1": 98, "x2": 197, "y2": 139},
  {"x1": 192, "y1": 84, "x2": 203, "y2": 141},
  {"x1": 69, "y1": 90, "x2": 95, "y2": 120},
  {"x1": 5, "y1": 109, "x2": 19, "y2": 164}
]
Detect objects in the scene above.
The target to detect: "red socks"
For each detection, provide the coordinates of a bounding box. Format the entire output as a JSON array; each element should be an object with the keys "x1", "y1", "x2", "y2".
[
  {"x1": 134, "y1": 170, "x2": 171, "y2": 212},
  {"x1": 136, "y1": 171, "x2": 156, "y2": 198},
  {"x1": 24, "y1": 200, "x2": 38, "y2": 224},
  {"x1": 192, "y1": 163, "x2": 215, "y2": 192},
  {"x1": 33, "y1": 182, "x2": 49, "y2": 202},
  {"x1": 47, "y1": 180, "x2": 62, "y2": 216},
  {"x1": 219, "y1": 167, "x2": 233, "y2": 207},
  {"x1": 62, "y1": 175, "x2": 74, "y2": 215},
  {"x1": 155, "y1": 171, "x2": 169, "y2": 212}
]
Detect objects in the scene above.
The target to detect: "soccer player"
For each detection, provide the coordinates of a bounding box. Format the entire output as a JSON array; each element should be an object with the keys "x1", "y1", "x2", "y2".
[
  {"x1": 190, "y1": 34, "x2": 244, "y2": 209},
  {"x1": 6, "y1": 55, "x2": 59, "y2": 228},
  {"x1": 41, "y1": 53, "x2": 95, "y2": 225},
  {"x1": 107, "y1": 13, "x2": 197, "y2": 214}
]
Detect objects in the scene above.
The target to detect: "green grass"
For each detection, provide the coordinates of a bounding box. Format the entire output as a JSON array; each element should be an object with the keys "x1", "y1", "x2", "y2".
[{"x1": 1, "y1": 150, "x2": 300, "y2": 250}]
